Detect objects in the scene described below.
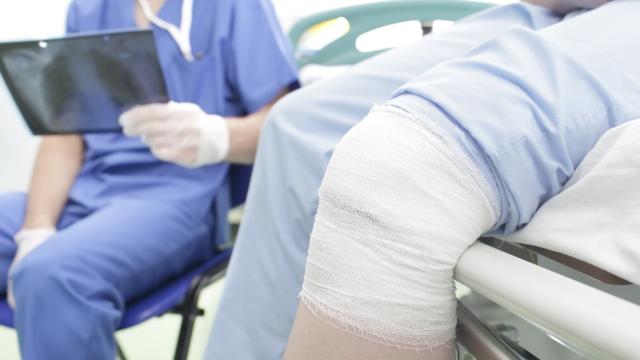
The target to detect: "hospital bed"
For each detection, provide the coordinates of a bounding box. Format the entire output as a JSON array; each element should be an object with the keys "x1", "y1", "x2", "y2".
[
  {"x1": 288, "y1": 1, "x2": 640, "y2": 358},
  {"x1": 457, "y1": 239, "x2": 640, "y2": 359}
]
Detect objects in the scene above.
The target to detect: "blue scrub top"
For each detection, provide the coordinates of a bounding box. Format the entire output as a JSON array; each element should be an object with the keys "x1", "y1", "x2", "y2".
[{"x1": 64, "y1": 0, "x2": 298, "y2": 233}]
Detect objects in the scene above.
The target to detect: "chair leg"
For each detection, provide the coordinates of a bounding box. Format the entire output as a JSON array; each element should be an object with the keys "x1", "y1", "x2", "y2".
[
  {"x1": 173, "y1": 301, "x2": 200, "y2": 360},
  {"x1": 173, "y1": 254, "x2": 230, "y2": 360},
  {"x1": 116, "y1": 339, "x2": 128, "y2": 360}
]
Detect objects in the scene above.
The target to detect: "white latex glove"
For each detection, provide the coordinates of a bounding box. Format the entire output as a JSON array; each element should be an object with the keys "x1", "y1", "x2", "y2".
[
  {"x1": 119, "y1": 102, "x2": 230, "y2": 168},
  {"x1": 8, "y1": 228, "x2": 56, "y2": 309}
]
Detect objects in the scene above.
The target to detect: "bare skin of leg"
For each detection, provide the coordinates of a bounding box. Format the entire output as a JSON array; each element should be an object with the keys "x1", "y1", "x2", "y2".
[{"x1": 283, "y1": 303, "x2": 453, "y2": 360}]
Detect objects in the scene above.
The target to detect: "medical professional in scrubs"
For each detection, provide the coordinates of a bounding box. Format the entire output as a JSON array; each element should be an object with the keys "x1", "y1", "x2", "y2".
[{"x1": 0, "y1": 0, "x2": 297, "y2": 359}]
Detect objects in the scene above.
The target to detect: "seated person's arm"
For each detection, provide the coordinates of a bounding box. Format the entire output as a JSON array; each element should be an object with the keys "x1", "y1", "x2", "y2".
[
  {"x1": 119, "y1": 88, "x2": 289, "y2": 168},
  {"x1": 225, "y1": 89, "x2": 288, "y2": 164},
  {"x1": 121, "y1": 0, "x2": 297, "y2": 168},
  {"x1": 7, "y1": 135, "x2": 83, "y2": 307},
  {"x1": 524, "y1": 0, "x2": 609, "y2": 14},
  {"x1": 22, "y1": 135, "x2": 84, "y2": 229}
]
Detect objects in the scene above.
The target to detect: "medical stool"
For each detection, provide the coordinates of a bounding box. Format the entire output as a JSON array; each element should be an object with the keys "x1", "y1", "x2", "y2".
[
  {"x1": 0, "y1": 144, "x2": 247, "y2": 359},
  {"x1": 0, "y1": 247, "x2": 231, "y2": 360}
]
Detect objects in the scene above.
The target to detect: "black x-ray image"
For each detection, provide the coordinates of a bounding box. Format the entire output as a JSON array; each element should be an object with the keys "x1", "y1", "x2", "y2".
[{"x1": 0, "y1": 30, "x2": 169, "y2": 134}]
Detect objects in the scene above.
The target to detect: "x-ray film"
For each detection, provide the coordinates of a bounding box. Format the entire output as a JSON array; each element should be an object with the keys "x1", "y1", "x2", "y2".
[{"x1": 0, "y1": 30, "x2": 168, "y2": 134}]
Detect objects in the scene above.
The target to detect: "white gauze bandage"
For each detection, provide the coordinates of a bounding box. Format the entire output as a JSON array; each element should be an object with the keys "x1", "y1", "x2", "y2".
[{"x1": 300, "y1": 106, "x2": 498, "y2": 350}]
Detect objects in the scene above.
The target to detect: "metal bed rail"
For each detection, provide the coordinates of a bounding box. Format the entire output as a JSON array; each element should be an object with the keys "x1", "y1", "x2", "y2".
[{"x1": 455, "y1": 242, "x2": 640, "y2": 359}]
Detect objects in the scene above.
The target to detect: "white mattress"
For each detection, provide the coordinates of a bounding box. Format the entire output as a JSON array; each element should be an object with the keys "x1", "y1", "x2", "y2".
[{"x1": 499, "y1": 119, "x2": 640, "y2": 285}]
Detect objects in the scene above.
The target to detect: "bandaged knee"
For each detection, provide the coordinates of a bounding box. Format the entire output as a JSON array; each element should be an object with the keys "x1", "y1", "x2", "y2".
[{"x1": 299, "y1": 106, "x2": 497, "y2": 350}]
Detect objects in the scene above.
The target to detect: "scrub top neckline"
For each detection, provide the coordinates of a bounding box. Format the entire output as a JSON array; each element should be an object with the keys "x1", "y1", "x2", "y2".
[{"x1": 126, "y1": 0, "x2": 177, "y2": 29}]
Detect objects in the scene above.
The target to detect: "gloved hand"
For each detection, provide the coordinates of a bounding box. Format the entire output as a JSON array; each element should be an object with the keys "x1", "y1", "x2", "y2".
[
  {"x1": 119, "y1": 102, "x2": 230, "y2": 168},
  {"x1": 8, "y1": 228, "x2": 56, "y2": 309}
]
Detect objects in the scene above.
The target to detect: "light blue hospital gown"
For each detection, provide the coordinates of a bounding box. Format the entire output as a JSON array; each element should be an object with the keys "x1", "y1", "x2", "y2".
[
  {"x1": 0, "y1": 0, "x2": 297, "y2": 359},
  {"x1": 206, "y1": 1, "x2": 640, "y2": 359}
]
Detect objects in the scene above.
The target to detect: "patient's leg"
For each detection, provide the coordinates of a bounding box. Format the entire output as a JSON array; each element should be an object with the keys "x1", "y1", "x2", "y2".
[
  {"x1": 206, "y1": 4, "x2": 561, "y2": 359},
  {"x1": 285, "y1": 1, "x2": 640, "y2": 358},
  {"x1": 284, "y1": 107, "x2": 497, "y2": 359},
  {"x1": 288, "y1": 305, "x2": 452, "y2": 360}
]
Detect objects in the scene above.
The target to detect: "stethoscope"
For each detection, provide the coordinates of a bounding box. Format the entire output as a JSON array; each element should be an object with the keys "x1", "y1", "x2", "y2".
[{"x1": 136, "y1": 0, "x2": 195, "y2": 61}]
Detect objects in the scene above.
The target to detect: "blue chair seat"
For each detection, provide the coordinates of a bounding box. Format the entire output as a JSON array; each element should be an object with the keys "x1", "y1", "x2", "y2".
[
  {"x1": 0, "y1": 248, "x2": 232, "y2": 359},
  {"x1": 0, "y1": 300, "x2": 11, "y2": 328}
]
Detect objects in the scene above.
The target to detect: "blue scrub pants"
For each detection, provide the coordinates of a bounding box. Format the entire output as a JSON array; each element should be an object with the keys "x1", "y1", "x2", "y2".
[
  {"x1": 206, "y1": 3, "x2": 564, "y2": 359},
  {"x1": 0, "y1": 194, "x2": 214, "y2": 359}
]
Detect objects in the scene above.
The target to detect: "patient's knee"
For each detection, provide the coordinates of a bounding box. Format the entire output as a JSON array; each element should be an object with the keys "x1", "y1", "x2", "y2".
[{"x1": 300, "y1": 106, "x2": 497, "y2": 350}]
